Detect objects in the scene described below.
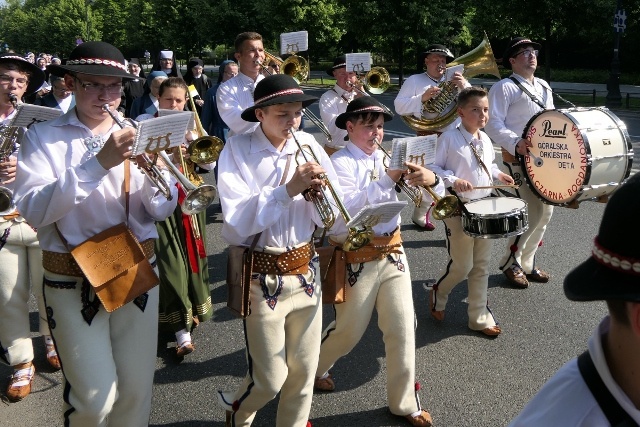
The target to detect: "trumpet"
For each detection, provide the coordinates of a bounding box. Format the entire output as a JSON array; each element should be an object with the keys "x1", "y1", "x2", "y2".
[
  {"x1": 373, "y1": 138, "x2": 459, "y2": 220},
  {"x1": 0, "y1": 94, "x2": 20, "y2": 215},
  {"x1": 102, "y1": 104, "x2": 217, "y2": 215},
  {"x1": 289, "y1": 128, "x2": 373, "y2": 251}
]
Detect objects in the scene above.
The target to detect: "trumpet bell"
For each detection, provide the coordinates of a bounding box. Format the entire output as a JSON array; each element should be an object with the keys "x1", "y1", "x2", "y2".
[
  {"x1": 365, "y1": 67, "x2": 390, "y2": 95},
  {"x1": 187, "y1": 136, "x2": 224, "y2": 164},
  {"x1": 432, "y1": 195, "x2": 460, "y2": 220},
  {"x1": 182, "y1": 184, "x2": 217, "y2": 215}
]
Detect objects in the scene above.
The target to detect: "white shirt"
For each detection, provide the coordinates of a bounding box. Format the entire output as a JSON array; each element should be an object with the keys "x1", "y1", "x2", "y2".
[
  {"x1": 319, "y1": 84, "x2": 364, "y2": 148},
  {"x1": 216, "y1": 71, "x2": 264, "y2": 136},
  {"x1": 54, "y1": 94, "x2": 75, "y2": 114},
  {"x1": 218, "y1": 126, "x2": 341, "y2": 248},
  {"x1": 430, "y1": 125, "x2": 501, "y2": 201},
  {"x1": 509, "y1": 316, "x2": 640, "y2": 426},
  {"x1": 394, "y1": 72, "x2": 469, "y2": 133},
  {"x1": 485, "y1": 73, "x2": 554, "y2": 156},
  {"x1": 329, "y1": 142, "x2": 402, "y2": 236},
  {"x1": 14, "y1": 109, "x2": 178, "y2": 252}
]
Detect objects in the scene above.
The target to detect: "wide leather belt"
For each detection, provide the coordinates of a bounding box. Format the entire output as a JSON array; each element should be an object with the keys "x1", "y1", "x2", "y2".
[
  {"x1": 332, "y1": 229, "x2": 403, "y2": 264},
  {"x1": 252, "y1": 242, "x2": 313, "y2": 275},
  {"x1": 2, "y1": 210, "x2": 21, "y2": 221},
  {"x1": 42, "y1": 239, "x2": 156, "y2": 277}
]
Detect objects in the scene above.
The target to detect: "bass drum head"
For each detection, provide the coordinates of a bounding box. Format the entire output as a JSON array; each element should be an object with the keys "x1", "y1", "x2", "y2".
[{"x1": 520, "y1": 108, "x2": 632, "y2": 205}]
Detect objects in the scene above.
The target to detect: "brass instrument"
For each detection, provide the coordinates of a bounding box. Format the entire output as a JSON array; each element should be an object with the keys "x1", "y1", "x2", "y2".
[
  {"x1": 401, "y1": 33, "x2": 501, "y2": 133},
  {"x1": 289, "y1": 128, "x2": 373, "y2": 251},
  {"x1": 374, "y1": 138, "x2": 459, "y2": 220},
  {"x1": 186, "y1": 87, "x2": 224, "y2": 166},
  {"x1": 351, "y1": 66, "x2": 390, "y2": 95},
  {"x1": 102, "y1": 104, "x2": 217, "y2": 215},
  {"x1": 0, "y1": 94, "x2": 20, "y2": 215},
  {"x1": 257, "y1": 51, "x2": 309, "y2": 83}
]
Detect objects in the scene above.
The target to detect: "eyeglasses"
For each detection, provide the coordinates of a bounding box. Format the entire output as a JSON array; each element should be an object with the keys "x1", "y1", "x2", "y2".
[
  {"x1": 513, "y1": 49, "x2": 539, "y2": 59},
  {"x1": 74, "y1": 77, "x2": 122, "y2": 94},
  {"x1": 0, "y1": 75, "x2": 29, "y2": 88}
]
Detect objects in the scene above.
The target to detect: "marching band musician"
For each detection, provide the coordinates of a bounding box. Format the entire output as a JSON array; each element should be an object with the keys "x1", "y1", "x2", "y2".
[
  {"x1": 394, "y1": 44, "x2": 470, "y2": 231},
  {"x1": 428, "y1": 87, "x2": 514, "y2": 337},
  {"x1": 484, "y1": 37, "x2": 554, "y2": 289},
  {"x1": 216, "y1": 32, "x2": 266, "y2": 137},
  {"x1": 137, "y1": 77, "x2": 213, "y2": 360},
  {"x1": 216, "y1": 74, "x2": 340, "y2": 427},
  {"x1": 14, "y1": 41, "x2": 177, "y2": 426},
  {"x1": 318, "y1": 54, "x2": 368, "y2": 155},
  {"x1": 314, "y1": 96, "x2": 438, "y2": 427},
  {"x1": 0, "y1": 52, "x2": 60, "y2": 403}
]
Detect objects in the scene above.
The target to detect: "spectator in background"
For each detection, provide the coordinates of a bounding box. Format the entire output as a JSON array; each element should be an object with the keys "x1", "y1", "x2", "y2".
[
  {"x1": 34, "y1": 75, "x2": 75, "y2": 113},
  {"x1": 129, "y1": 70, "x2": 167, "y2": 119},
  {"x1": 183, "y1": 58, "x2": 211, "y2": 118},
  {"x1": 123, "y1": 58, "x2": 145, "y2": 118},
  {"x1": 152, "y1": 50, "x2": 182, "y2": 79}
]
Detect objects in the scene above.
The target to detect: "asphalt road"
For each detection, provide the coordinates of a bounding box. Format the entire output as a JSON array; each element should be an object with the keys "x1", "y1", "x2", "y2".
[{"x1": 2, "y1": 90, "x2": 638, "y2": 426}]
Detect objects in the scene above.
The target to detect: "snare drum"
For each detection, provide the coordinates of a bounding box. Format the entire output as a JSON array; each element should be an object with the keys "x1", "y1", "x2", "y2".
[
  {"x1": 462, "y1": 197, "x2": 528, "y2": 239},
  {"x1": 520, "y1": 107, "x2": 633, "y2": 206}
]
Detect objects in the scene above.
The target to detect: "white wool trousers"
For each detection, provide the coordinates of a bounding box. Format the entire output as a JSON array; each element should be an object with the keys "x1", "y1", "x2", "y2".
[
  {"x1": 43, "y1": 265, "x2": 159, "y2": 427},
  {"x1": 315, "y1": 250, "x2": 421, "y2": 416},
  {"x1": 0, "y1": 219, "x2": 48, "y2": 366}
]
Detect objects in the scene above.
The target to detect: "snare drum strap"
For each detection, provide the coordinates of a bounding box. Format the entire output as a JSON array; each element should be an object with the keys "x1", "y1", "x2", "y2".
[{"x1": 509, "y1": 77, "x2": 547, "y2": 110}]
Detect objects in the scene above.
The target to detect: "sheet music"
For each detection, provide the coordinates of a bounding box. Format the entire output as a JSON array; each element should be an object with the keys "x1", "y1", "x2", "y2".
[
  {"x1": 11, "y1": 104, "x2": 63, "y2": 128},
  {"x1": 280, "y1": 31, "x2": 308, "y2": 55},
  {"x1": 346, "y1": 201, "x2": 408, "y2": 229},
  {"x1": 133, "y1": 112, "x2": 192, "y2": 155},
  {"x1": 388, "y1": 135, "x2": 437, "y2": 170},
  {"x1": 157, "y1": 109, "x2": 195, "y2": 132},
  {"x1": 445, "y1": 64, "x2": 464, "y2": 81},
  {"x1": 346, "y1": 53, "x2": 372, "y2": 74}
]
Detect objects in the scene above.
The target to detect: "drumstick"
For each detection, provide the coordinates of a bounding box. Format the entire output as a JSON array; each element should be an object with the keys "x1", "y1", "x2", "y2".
[{"x1": 473, "y1": 184, "x2": 520, "y2": 189}]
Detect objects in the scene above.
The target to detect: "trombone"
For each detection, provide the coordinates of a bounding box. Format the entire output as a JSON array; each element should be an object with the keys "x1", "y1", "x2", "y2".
[
  {"x1": 373, "y1": 138, "x2": 459, "y2": 220},
  {"x1": 289, "y1": 128, "x2": 373, "y2": 251},
  {"x1": 185, "y1": 87, "x2": 224, "y2": 166},
  {"x1": 102, "y1": 104, "x2": 217, "y2": 215},
  {"x1": 257, "y1": 51, "x2": 309, "y2": 83},
  {"x1": 350, "y1": 66, "x2": 390, "y2": 95}
]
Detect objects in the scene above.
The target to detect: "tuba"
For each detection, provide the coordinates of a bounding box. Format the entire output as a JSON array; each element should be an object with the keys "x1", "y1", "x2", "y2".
[{"x1": 401, "y1": 33, "x2": 501, "y2": 133}]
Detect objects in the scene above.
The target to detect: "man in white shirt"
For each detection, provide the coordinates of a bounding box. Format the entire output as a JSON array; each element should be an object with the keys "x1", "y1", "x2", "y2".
[
  {"x1": 394, "y1": 44, "x2": 469, "y2": 230},
  {"x1": 15, "y1": 41, "x2": 177, "y2": 426},
  {"x1": 509, "y1": 173, "x2": 640, "y2": 426},
  {"x1": 484, "y1": 37, "x2": 554, "y2": 289},
  {"x1": 34, "y1": 75, "x2": 75, "y2": 113},
  {"x1": 216, "y1": 31, "x2": 266, "y2": 137},
  {"x1": 318, "y1": 54, "x2": 367, "y2": 155}
]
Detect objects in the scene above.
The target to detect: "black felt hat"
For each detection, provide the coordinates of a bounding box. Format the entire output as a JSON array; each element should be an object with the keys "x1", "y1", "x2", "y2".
[
  {"x1": 335, "y1": 96, "x2": 394, "y2": 130},
  {"x1": 420, "y1": 44, "x2": 454, "y2": 64},
  {"x1": 326, "y1": 55, "x2": 346, "y2": 76},
  {"x1": 241, "y1": 74, "x2": 318, "y2": 122},
  {"x1": 502, "y1": 37, "x2": 542, "y2": 70},
  {"x1": 0, "y1": 53, "x2": 46, "y2": 95},
  {"x1": 564, "y1": 173, "x2": 640, "y2": 302},
  {"x1": 47, "y1": 41, "x2": 135, "y2": 80}
]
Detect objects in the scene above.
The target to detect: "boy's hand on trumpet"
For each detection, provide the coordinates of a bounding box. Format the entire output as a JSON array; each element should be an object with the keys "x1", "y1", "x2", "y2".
[
  {"x1": 96, "y1": 127, "x2": 136, "y2": 170},
  {"x1": 287, "y1": 162, "x2": 326, "y2": 199}
]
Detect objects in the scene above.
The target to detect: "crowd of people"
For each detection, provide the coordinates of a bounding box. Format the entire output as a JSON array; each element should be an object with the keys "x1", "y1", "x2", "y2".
[{"x1": 0, "y1": 31, "x2": 638, "y2": 427}]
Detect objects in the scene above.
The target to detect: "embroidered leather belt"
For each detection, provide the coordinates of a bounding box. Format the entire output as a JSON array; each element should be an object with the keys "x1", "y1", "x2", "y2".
[
  {"x1": 501, "y1": 148, "x2": 519, "y2": 164},
  {"x1": 42, "y1": 239, "x2": 156, "y2": 277},
  {"x1": 332, "y1": 229, "x2": 403, "y2": 264},
  {"x1": 252, "y1": 242, "x2": 313, "y2": 275},
  {"x1": 416, "y1": 130, "x2": 442, "y2": 137}
]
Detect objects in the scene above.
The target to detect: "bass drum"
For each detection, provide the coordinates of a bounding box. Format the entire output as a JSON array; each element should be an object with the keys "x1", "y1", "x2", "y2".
[
  {"x1": 520, "y1": 107, "x2": 633, "y2": 207},
  {"x1": 462, "y1": 197, "x2": 529, "y2": 239}
]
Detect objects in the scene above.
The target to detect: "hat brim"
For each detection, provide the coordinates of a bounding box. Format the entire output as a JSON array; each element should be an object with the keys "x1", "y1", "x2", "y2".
[
  {"x1": 0, "y1": 56, "x2": 46, "y2": 95},
  {"x1": 48, "y1": 64, "x2": 136, "y2": 81},
  {"x1": 420, "y1": 51, "x2": 455, "y2": 65},
  {"x1": 327, "y1": 65, "x2": 345, "y2": 77},
  {"x1": 502, "y1": 41, "x2": 542, "y2": 70},
  {"x1": 564, "y1": 257, "x2": 640, "y2": 302},
  {"x1": 335, "y1": 109, "x2": 393, "y2": 130},
  {"x1": 241, "y1": 94, "x2": 318, "y2": 122}
]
